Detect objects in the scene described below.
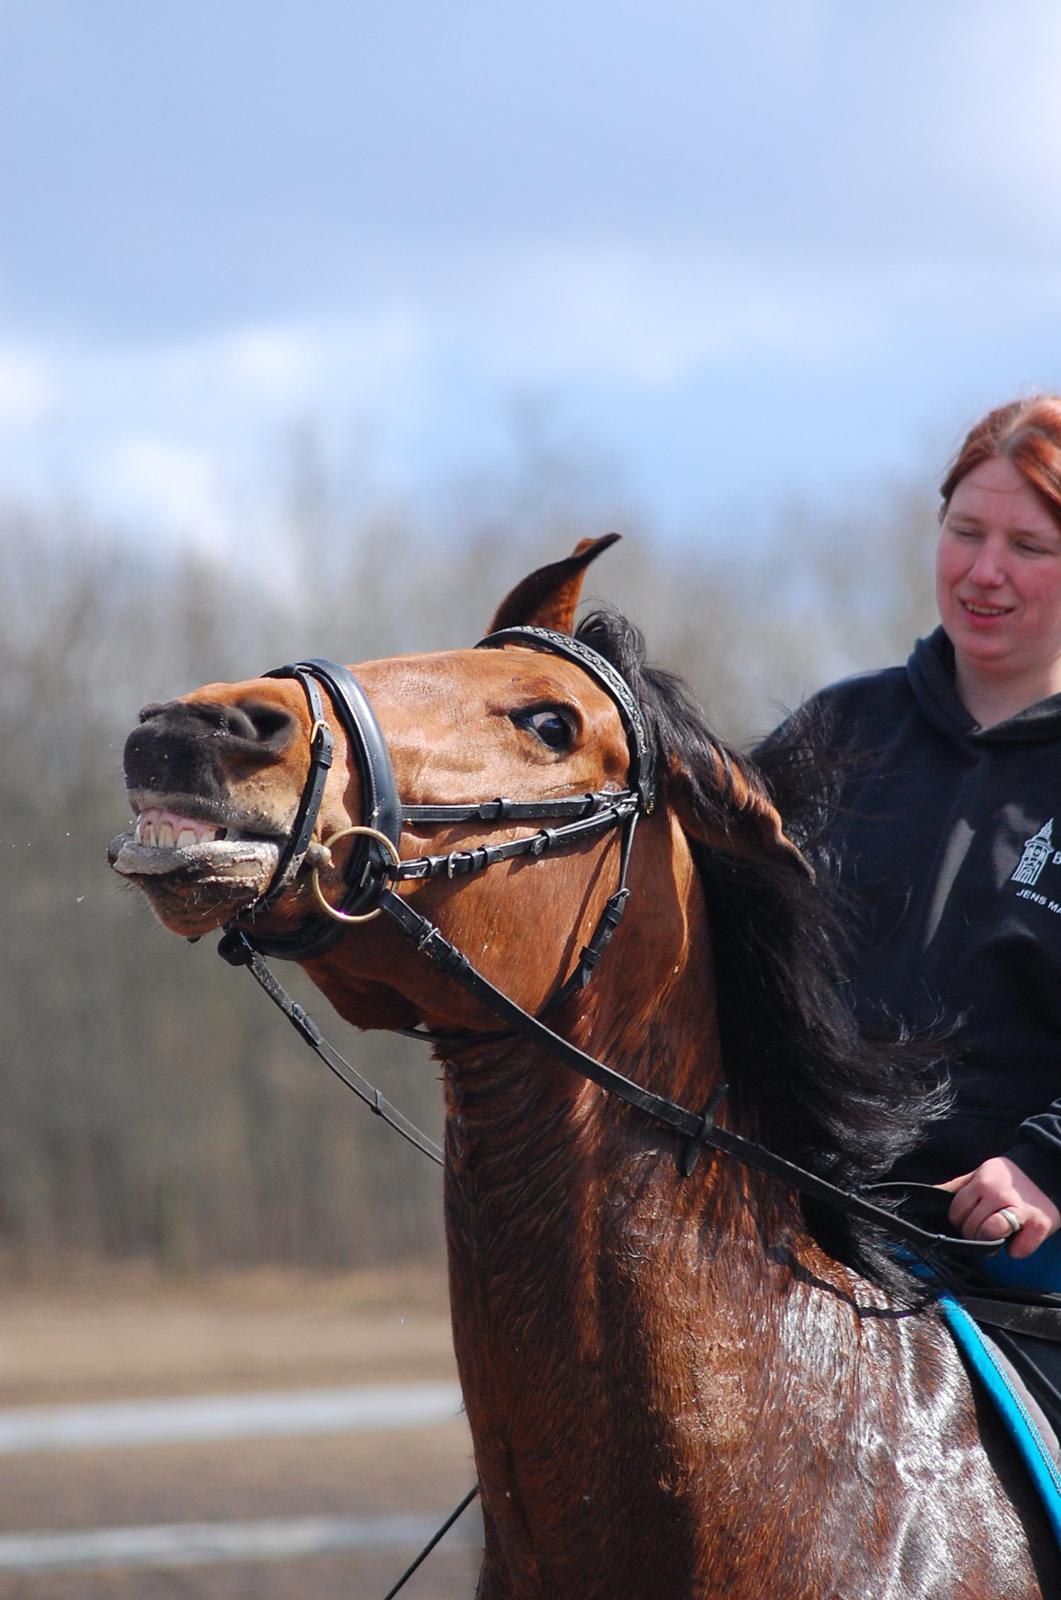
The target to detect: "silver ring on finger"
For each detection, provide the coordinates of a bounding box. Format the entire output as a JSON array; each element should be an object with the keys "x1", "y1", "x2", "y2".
[{"x1": 998, "y1": 1207, "x2": 1022, "y2": 1237}]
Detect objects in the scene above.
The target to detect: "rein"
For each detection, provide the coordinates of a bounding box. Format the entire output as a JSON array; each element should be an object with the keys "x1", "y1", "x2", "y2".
[{"x1": 213, "y1": 627, "x2": 1001, "y2": 1593}]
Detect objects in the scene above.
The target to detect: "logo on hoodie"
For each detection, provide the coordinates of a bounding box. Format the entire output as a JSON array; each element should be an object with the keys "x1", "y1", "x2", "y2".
[{"x1": 1011, "y1": 819, "x2": 1061, "y2": 888}]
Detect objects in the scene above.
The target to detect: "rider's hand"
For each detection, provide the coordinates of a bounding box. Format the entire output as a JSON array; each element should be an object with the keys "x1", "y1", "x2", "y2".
[{"x1": 938, "y1": 1158, "x2": 1061, "y2": 1260}]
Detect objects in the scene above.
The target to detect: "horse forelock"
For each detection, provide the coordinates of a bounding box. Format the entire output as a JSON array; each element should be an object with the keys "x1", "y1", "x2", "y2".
[{"x1": 575, "y1": 606, "x2": 946, "y2": 1295}]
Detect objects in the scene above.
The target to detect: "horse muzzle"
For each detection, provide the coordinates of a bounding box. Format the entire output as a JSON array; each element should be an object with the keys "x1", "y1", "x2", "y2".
[{"x1": 109, "y1": 695, "x2": 306, "y2": 930}]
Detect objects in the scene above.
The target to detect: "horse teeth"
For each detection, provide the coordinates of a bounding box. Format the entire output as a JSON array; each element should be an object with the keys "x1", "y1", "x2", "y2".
[{"x1": 134, "y1": 808, "x2": 227, "y2": 848}]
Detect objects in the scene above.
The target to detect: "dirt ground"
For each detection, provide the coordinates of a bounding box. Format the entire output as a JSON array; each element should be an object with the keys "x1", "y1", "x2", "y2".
[
  {"x1": 0, "y1": 1263, "x2": 481, "y2": 1600},
  {"x1": 0, "y1": 1261, "x2": 458, "y2": 1405}
]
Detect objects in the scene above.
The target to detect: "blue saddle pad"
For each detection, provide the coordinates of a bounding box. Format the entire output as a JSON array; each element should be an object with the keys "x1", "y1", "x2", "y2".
[{"x1": 940, "y1": 1293, "x2": 1061, "y2": 1548}]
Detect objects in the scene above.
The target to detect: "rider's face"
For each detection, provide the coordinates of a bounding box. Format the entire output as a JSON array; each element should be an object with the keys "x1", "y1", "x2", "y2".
[{"x1": 936, "y1": 455, "x2": 1061, "y2": 688}]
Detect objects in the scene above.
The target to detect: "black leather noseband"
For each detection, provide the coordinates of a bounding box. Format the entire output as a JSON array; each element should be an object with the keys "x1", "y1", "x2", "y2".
[{"x1": 231, "y1": 658, "x2": 403, "y2": 959}]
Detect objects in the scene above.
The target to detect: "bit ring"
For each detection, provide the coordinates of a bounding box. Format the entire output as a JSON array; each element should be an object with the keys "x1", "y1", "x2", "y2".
[{"x1": 311, "y1": 825, "x2": 402, "y2": 925}]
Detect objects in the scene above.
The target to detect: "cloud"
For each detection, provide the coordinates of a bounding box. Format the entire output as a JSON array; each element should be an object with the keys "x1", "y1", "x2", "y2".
[
  {"x1": 458, "y1": 243, "x2": 863, "y2": 385},
  {"x1": 92, "y1": 438, "x2": 228, "y2": 553},
  {"x1": 2, "y1": 211, "x2": 1061, "y2": 552},
  {"x1": 0, "y1": 348, "x2": 54, "y2": 425}
]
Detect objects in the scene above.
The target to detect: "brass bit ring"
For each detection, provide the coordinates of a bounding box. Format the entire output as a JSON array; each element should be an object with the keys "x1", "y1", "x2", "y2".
[{"x1": 311, "y1": 825, "x2": 402, "y2": 925}]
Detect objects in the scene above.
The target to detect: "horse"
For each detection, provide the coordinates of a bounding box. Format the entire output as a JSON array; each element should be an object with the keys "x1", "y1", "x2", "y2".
[{"x1": 109, "y1": 536, "x2": 1058, "y2": 1597}]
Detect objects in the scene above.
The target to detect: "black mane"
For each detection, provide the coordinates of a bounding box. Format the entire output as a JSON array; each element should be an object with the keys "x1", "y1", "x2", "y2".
[{"x1": 576, "y1": 607, "x2": 947, "y2": 1295}]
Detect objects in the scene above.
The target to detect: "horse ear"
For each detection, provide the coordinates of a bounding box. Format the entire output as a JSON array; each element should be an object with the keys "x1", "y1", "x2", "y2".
[
  {"x1": 665, "y1": 751, "x2": 814, "y2": 879},
  {"x1": 486, "y1": 533, "x2": 621, "y2": 635}
]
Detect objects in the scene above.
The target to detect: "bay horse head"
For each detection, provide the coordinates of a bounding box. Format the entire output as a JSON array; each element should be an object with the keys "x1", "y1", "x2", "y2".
[
  {"x1": 110, "y1": 533, "x2": 804, "y2": 1043},
  {"x1": 109, "y1": 537, "x2": 1052, "y2": 1597}
]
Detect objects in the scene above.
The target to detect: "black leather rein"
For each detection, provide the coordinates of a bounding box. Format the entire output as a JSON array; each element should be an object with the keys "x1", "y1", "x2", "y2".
[{"x1": 216, "y1": 630, "x2": 999, "y2": 1266}]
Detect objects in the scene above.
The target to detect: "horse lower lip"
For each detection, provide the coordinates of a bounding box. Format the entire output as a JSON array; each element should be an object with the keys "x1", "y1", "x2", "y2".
[{"x1": 108, "y1": 832, "x2": 281, "y2": 880}]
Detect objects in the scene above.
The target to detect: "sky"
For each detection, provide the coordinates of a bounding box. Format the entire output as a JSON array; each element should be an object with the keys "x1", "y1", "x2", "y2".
[{"x1": 3, "y1": 0, "x2": 1061, "y2": 552}]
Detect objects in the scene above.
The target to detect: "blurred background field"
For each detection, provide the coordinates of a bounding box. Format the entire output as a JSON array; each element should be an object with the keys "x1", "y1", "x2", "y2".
[
  {"x1": 0, "y1": 1265, "x2": 479, "y2": 1599},
  {"x1": 0, "y1": 1265, "x2": 456, "y2": 1405}
]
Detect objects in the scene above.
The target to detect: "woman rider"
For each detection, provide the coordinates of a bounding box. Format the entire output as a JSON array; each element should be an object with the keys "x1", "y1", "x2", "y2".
[{"x1": 790, "y1": 396, "x2": 1061, "y2": 1285}]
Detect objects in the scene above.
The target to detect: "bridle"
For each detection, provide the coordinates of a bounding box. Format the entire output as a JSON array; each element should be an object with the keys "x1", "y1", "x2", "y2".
[
  {"x1": 214, "y1": 624, "x2": 651, "y2": 1168},
  {"x1": 220, "y1": 626, "x2": 651, "y2": 971}
]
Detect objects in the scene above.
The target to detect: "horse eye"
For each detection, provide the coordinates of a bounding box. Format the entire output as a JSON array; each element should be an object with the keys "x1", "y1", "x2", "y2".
[{"x1": 513, "y1": 708, "x2": 575, "y2": 751}]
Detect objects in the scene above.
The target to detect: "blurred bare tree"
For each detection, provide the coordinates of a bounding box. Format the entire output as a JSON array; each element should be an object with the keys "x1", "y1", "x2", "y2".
[{"x1": 0, "y1": 423, "x2": 941, "y2": 1277}]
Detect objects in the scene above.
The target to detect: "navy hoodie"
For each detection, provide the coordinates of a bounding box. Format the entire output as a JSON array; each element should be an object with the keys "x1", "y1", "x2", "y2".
[{"x1": 807, "y1": 627, "x2": 1061, "y2": 1198}]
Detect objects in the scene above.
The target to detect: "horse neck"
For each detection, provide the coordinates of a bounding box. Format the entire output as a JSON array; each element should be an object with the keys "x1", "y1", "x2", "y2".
[
  {"x1": 439, "y1": 826, "x2": 816, "y2": 1409},
  {"x1": 438, "y1": 847, "x2": 878, "y2": 1594},
  {"x1": 441, "y1": 813, "x2": 717, "y2": 1191},
  {"x1": 441, "y1": 807, "x2": 796, "y2": 1221}
]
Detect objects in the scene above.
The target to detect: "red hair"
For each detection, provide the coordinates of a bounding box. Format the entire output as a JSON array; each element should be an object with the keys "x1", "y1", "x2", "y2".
[{"x1": 940, "y1": 395, "x2": 1061, "y2": 529}]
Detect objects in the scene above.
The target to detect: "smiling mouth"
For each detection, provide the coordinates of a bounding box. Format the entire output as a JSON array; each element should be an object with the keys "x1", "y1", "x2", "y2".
[{"x1": 960, "y1": 600, "x2": 1013, "y2": 618}]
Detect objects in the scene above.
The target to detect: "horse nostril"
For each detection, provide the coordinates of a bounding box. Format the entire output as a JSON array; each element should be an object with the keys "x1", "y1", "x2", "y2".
[
  {"x1": 138, "y1": 702, "x2": 166, "y2": 724},
  {"x1": 233, "y1": 700, "x2": 299, "y2": 751}
]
